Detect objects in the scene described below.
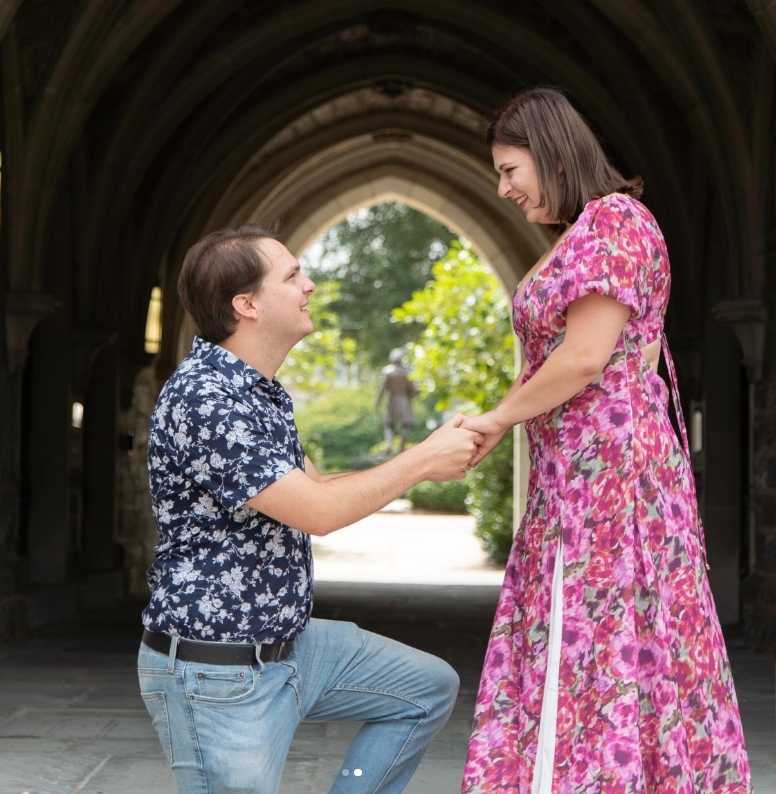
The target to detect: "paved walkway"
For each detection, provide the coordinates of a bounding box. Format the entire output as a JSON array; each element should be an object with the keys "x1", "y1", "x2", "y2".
[
  {"x1": 309, "y1": 503, "x2": 505, "y2": 586},
  {"x1": 0, "y1": 509, "x2": 773, "y2": 793}
]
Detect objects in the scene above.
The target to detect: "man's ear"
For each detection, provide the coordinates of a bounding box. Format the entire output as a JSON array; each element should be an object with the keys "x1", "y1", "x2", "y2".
[{"x1": 231, "y1": 293, "x2": 258, "y2": 320}]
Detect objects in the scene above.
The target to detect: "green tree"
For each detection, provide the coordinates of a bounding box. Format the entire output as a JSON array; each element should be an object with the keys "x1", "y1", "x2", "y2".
[
  {"x1": 294, "y1": 385, "x2": 383, "y2": 472},
  {"x1": 277, "y1": 281, "x2": 357, "y2": 394},
  {"x1": 392, "y1": 241, "x2": 515, "y2": 409},
  {"x1": 393, "y1": 241, "x2": 516, "y2": 563},
  {"x1": 304, "y1": 201, "x2": 455, "y2": 368}
]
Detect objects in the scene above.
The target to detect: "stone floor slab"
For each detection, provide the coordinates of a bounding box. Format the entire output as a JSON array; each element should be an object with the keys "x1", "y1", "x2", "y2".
[
  {"x1": 0, "y1": 752, "x2": 110, "y2": 794},
  {"x1": 76, "y1": 755, "x2": 173, "y2": 794},
  {"x1": 0, "y1": 526, "x2": 772, "y2": 794}
]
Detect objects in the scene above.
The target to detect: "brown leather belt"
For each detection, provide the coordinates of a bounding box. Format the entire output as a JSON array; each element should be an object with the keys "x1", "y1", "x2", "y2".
[{"x1": 142, "y1": 628, "x2": 293, "y2": 665}]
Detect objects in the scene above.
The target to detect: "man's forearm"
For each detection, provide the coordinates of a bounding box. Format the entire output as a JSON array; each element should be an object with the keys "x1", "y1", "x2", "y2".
[
  {"x1": 248, "y1": 446, "x2": 432, "y2": 535},
  {"x1": 249, "y1": 417, "x2": 479, "y2": 535}
]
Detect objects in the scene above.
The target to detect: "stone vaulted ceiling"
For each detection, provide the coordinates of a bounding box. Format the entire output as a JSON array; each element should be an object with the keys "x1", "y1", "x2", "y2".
[{"x1": 1, "y1": 0, "x2": 773, "y2": 379}]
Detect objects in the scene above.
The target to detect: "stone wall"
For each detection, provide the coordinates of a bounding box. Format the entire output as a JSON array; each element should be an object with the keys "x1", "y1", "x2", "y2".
[
  {"x1": 116, "y1": 365, "x2": 161, "y2": 599},
  {"x1": 746, "y1": 269, "x2": 776, "y2": 655}
]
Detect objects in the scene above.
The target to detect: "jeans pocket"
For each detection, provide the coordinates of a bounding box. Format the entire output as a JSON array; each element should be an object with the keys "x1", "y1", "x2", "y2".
[
  {"x1": 279, "y1": 659, "x2": 303, "y2": 719},
  {"x1": 140, "y1": 691, "x2": 174, "y2": 765},
  {"x1": 189, "y1": 665, "x2": 258, "y2": 703}
]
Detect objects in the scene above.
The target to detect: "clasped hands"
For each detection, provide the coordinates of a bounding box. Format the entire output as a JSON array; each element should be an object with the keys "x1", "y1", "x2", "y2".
[{"x1": 424, "y1": 411, "x2": 510, "y2": 481}]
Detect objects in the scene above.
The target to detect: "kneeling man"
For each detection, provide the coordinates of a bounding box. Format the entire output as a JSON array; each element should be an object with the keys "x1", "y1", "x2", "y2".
[{"x1": 138, "y1": 225, "x2": 481, "y2": 794}]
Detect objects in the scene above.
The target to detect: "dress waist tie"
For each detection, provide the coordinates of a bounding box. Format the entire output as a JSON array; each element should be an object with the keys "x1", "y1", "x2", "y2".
[{"x1": 660, "y1": 332, "x2": 710, "y2": 571}]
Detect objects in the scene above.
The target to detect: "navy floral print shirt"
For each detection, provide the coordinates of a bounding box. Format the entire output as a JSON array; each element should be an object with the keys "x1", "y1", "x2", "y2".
[{"x1": 142, "y1": 337, "x2": 312, "y2": 644}]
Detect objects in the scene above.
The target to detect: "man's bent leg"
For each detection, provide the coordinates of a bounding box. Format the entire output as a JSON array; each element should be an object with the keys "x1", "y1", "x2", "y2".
[
  {"x1": 295, "y1": 619, "x2": 459, "y2": 794},
  {"x1": 138, "y1": 643, "x2": 301, "y2": 794}
]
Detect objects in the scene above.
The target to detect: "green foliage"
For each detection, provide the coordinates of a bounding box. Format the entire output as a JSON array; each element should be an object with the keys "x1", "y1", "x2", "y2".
[
  {"x1": 392, "y1": 241, "x2": 515, "y2": 411},
  {"x1": 293, "y1": 385, "x2": 383, "y2": 472},
  {"x1": 405, "y1": 479, "x2": 469, "y2": 513},
  {"x1": 466, "y1": 435, "x2": 515, "y2": 564},
  {"x1": 394, "y1": 241, "x2": 516, "y2": 564},
  {"x1": 304, "y1": 202, "x2": 455, "y2": 368},
  {"x1": 277, "y1": 282, "x2": 357, "y2": 394},
  {"x1": 292, "y1": 225, "x2": 518, "y2": 565}
]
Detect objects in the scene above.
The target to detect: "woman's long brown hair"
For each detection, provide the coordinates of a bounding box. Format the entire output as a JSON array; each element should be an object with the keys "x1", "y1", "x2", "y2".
[{"x1": 487, "y1": 87, "x2": 643, "y2": 235}]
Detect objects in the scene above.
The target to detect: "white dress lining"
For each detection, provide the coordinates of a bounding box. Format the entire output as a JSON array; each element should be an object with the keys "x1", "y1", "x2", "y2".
[{"x1": 531, "y1": 542, "x2": 564, "y2": 794}]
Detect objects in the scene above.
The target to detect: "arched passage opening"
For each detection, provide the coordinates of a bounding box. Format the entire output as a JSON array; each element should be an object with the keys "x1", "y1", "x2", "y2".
[
  {"x1": 120, "y1": 75, "x2": 743, "y2": 625},
  {"x1": 3, "y1": 0, "x2": 773, "y2": 647},
  {"x1": 161, "y1": 130, "x2": 544, "y2": 596}
]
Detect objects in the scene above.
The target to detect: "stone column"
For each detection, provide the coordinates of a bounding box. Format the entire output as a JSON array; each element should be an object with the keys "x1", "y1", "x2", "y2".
[
  {"x1": 116, "y1": 364, "x2": 161, "y2": 597},
  {"x1": 1, "y1": 291, "x2": 57, "y2": 634},
  {"x1": 26, "y1": 303, "x2": 73, "y2": 584},
  {"x1": 78, "y1": 334, "x2": 119, "y2": 573},
  {"x1": 702, "y1": 313, "x2": 745, "y2": 624},
  {"x1": 713, "y1": 297, "x2": 773, "y2": 651}
]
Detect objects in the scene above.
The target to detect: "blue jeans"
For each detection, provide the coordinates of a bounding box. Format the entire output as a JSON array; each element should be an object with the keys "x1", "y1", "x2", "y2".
[{"x1": 138, "y1": 618, "x2": 459, "y2": 793}]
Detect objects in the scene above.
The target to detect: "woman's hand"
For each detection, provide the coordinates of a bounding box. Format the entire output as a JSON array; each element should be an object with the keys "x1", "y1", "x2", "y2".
[{"x1": 461, "y1": 411, "x2": 511, "y2": 466}]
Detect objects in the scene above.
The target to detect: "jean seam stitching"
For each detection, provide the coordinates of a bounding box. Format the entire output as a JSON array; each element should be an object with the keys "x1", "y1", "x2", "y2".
[
  {"x1": 373, "y1": 713, "x2": 427, "y2": 792},
  {"x1": 328, "y1": 684, "x2": 430, "y2": 712}
]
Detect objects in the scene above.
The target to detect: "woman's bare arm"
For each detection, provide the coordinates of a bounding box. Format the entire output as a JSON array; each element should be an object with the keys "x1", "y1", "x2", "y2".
[{"x1": 463, "y1": 293, "x2": 630, "y2": 463}]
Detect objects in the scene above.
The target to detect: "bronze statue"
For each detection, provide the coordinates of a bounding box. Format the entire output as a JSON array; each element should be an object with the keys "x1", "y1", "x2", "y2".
[{"x1": 376, "y1": 348, "x2": 418, "y2": 453}]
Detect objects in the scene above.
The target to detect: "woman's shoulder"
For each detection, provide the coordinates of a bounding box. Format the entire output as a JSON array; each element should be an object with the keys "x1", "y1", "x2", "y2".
[{"x1": 580, "y1": 193, "x2": 656, "y2": 228}]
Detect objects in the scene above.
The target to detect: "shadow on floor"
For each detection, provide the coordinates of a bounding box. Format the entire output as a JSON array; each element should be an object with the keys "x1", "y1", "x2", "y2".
[{"x1": 0, "y1": 583, "x2": 773, "y2": 793}]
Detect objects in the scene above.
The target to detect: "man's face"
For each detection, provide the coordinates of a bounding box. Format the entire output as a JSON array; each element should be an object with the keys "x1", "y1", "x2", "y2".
[{"x1": 251, "y1": 239, "x2": 315, "y2": 344}]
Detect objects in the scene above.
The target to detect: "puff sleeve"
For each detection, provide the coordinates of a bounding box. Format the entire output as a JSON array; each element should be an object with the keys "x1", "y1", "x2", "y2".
[{"x1": 556, "y1": 195, "x2": 646, "y2": 318}]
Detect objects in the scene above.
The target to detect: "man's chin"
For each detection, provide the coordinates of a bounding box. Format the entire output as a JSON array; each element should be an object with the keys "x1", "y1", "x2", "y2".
[{"x1": 294, "y1": 323, "x2": 314, "y2": 344}]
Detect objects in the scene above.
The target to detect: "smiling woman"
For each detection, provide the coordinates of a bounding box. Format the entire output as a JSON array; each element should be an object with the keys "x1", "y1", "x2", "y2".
[
  {"x1": 493, "y1": 145, "x2": 551, "y2": 225},
  {"x1": 462, "y1": 87, "x2": 751, "y2": 794},
  {"x1": 488, "y1": 87, "x2": 643, "y2": 237}
]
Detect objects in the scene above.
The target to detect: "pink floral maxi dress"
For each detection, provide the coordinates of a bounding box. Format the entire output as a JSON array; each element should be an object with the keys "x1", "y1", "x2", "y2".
[{"x1": 462, "y1": 195, "x2": 751, "y2": 794}]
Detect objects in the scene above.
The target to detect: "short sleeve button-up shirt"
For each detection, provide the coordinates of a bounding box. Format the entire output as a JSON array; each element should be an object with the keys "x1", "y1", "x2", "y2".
[{"x1": 142, "y1": 337, "x2": 312, "y2": 644}]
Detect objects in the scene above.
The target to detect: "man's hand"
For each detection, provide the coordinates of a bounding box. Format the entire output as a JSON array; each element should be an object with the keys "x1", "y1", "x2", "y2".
[
  {"x1": 420, "y1": 414, "x2": 483, "y2": 481},
  {"x1": 461, "y1": 411, "x2": 510, "y2": 466}
]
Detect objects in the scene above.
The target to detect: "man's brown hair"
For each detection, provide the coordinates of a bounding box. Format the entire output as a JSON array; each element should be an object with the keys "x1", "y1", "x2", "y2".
[
  {"x1": 487, "y1": 87, "x2": 643, "y2": 234},
  {"x1": 178, "y1": 225, "x2": 280, "y2": 343}
]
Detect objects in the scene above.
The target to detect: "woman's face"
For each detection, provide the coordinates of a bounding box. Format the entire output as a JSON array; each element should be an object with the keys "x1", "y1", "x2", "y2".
[{"x1": 492, "y1": 144, "x2": 555, "y2": 225}]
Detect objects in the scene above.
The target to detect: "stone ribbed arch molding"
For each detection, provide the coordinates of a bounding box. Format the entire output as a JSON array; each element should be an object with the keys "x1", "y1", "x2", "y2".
[
  {"x1": 255, "y1": 168, "x2": 536, "y2": 523},
  {"x1": 281, "y1": 174, "x2": 514, "y2": 283},
  {"x1": 253, "y1": 164, "x2": 545, "y2": 292},
  {"x1": 210, "y1": 88, "x2": 548, "y2": 522},
  {"x1": 208, "y1": 85, "x2": 549, "y2": 285}
]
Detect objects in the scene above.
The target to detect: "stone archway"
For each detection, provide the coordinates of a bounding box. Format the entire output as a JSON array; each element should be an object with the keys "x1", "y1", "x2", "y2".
[
  {"x1": 3, "y1": 0, "x2": 775, "y2": 646},
  {"x1": 262, "y1": 174, "x2": 538, "y2": 533},
  {"x1": 260, "y1": 171, "x2": 545, "y2": 289},
  {"x1": 179, "y1": 130, "x2": 544, "y2": 555},
  {"x1": 222, "y1": 95, "x2": 547, "y2": 534}
]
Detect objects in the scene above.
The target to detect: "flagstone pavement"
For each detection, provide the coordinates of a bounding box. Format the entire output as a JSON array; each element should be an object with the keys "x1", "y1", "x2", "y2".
[{"x1": 0, "y1": 508, "x2": 773, "y2": 794}]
